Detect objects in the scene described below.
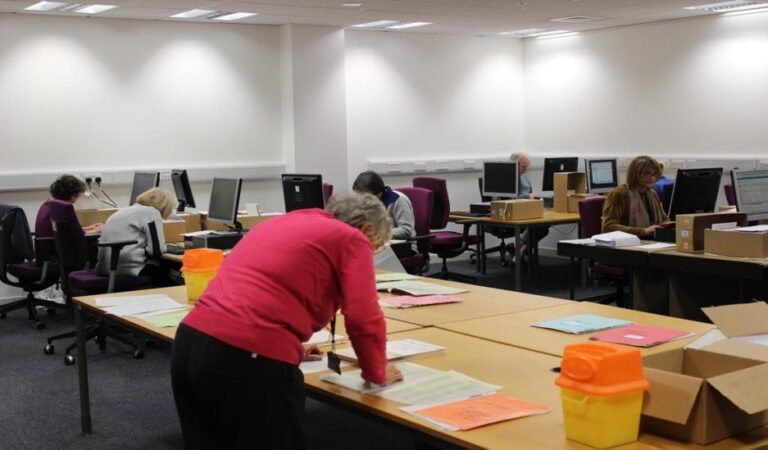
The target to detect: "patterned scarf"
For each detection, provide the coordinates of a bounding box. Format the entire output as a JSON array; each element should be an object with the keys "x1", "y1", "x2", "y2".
[{"x1": 628, "y1": 188, "x2": 665, "y2": 228}]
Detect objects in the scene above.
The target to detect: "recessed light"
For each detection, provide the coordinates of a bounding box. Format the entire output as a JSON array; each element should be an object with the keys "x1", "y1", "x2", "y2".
[
  {"x1": 684, "y1": 1, "x2": 768, "y2": 12},
  {"x1": 25, "y1": 1, "x2": 69, "y2": 11},
  {"x1": 529, "y1": 29, "x2": 572, "y2": 37},
  {"x1": 723, "y1": 5, "x2": 768, "y2": 13},
  {"x1": 535, "y1": 31, "x2": 579, "y2": 39},
  {"x1": 212, "y1": 12, "x2": 257, "y2": 21},
  {"x1": 352, "y1": 20, "x2": 399, "y2": 28},
  {"x1": 342, "y1": 2, "x2": 362, "y2": 7},
  {"x1": 74, "y1": 4, "x2": 117, "y2": 14},
  {"x1": 172, "y1": 9, "x2": 216, "y2": 19},
  {"x1": 386, "y1": 21, "x2": 431, "y2": 29},
  {"x1": 500, "y1": 28, "x2": 548, "y2": 37}
]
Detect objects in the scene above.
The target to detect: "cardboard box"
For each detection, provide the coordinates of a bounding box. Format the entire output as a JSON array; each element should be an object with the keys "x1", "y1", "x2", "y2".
[
  {"x1": 676, "y1": 212, "x2": 747, "y2": 253},
  {"x1": 553, "y1": 172, "x2": 587, "y2": 213},
  {"x1": 566, "y1": 193, "x2": 594, "y2": 214},
  {"x1": 162, "y1": 220, "x2": 186, "y2": 243},
  {"x1": 699, "y1": 302, "x2": 768, "y2": 359},
  {"x1": 641, "y1": 347, "x2": 768, "y2": 444},
  {"x1": 175, "y1": 212, "x2": 202, "y2": 233},
  {"x1": 75, "y1": 208, "x2": 118, "y2": 227},
  {"x1": 490, "y1": 199, "x2": 544, "y2": 221},
  {"x1": 704, "y1": 228, "x2": 768, "y2": 258}
]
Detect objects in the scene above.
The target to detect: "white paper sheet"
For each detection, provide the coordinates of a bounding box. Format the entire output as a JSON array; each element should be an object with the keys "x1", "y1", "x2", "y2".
[
  {"x1": 631, "y1": 242, "x2": 676, "y2": 250},
  {"x1": 305, "y1": 329, "x2": 346, "y2": 345},
  {"x1": 99, "y1": 295, "x2": 188, "y2": 317},
  {"x1": 299, "y1": 357, "x2": 350, "y2": 374}
]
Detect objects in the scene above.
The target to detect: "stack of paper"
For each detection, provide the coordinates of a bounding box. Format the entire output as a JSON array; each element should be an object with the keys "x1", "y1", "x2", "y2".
[
  {"x1": 402, "y1": 393, "x2": 551, "y2": 431},
  {"x1": 375, "y1": 272, "x2": 419, "y2": 283},
  {"x1": 140, "y1": 309, "x2": 190, "y2": 328},
  {"x1": 95, "y1": 294, "x2": 188, "y2": 318},
  {"x1": 376, "y1": 281, "x2": 468, "y2": 296},
  {"x1": 533, "y1": 314, "x2": 633, "y2": 334},
  {"x1": 333, "y1": 339, "x2": 445, "y2": 364},
  {"x1": 591, "y1": 324, "x2": 694, "y2": 347},
  {"x1": 593, "y1": 231, "x2": 641, "y2": 248},
  {"x1": 380, "y1": 295, "x2": 463, "y2": 309}
]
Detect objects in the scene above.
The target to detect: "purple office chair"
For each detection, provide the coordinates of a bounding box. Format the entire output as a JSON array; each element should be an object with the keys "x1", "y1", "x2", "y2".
[
  {"x1": 412, "y1": 176, "x2": 478, "y2": 282},
  {"x1": 0, "y1": 204, "x2": 59, "y2": 329},
  {"x1": 724, "y1": 183, "x2": 735, "y2": 206},
  {"x1": 394, "y1": 187, "x2": 433, "y2": 275},
  {"x1": 579, "y1": 196, "x2": 627, "y2": 307},
  {"x1": 323, "y1": 182, "x2": 334, "y2": 204},
  {"x1": 43, "y1": 200, "x2": 151, "y2": 364}
]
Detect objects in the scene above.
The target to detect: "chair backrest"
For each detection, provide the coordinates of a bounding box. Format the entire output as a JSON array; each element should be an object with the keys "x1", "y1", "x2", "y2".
[
  {"x1": 322, "y1": 182, "x2": 334, "y2": 204},
  {"x1": 0, "y1": 204, "x2": 34, "y2": 264},
  {"x1": 412, "y1": 176, "x2": 450, "y2": 230},
  {"x1": 724, "y1": 183, "x2": 735, "y2": 206},
  {"x1": 578, "y1": 195, "x2": 606, "y2": 238},
  {"x1": 48, "y1": 200, "x2": 87, "y2": 273},
  {"x1": 395, "y1": 187, "x2": 433, "y2": 237},
  {"x1": 661, "y1": 182, "x2": 674, "y2": 213}
]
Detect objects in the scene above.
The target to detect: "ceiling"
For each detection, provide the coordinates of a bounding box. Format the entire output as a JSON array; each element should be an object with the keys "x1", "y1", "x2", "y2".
[{"x1": 0, "y1": 0, "x2": 752, "y2": 37}]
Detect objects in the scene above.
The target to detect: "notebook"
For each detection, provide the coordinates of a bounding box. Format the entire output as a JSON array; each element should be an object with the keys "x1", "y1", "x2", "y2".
[
  {"x1": 533, "y1": 314, "x2": 633, "y2": 335},
  {"x1": 590, "y1": 324, "x2": 694, "y2": 347}
]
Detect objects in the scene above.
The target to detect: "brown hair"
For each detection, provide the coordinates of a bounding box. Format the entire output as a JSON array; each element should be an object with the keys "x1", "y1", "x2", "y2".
[{"x1": 626, "y1": 155, "x2": 662, "y2": 188}]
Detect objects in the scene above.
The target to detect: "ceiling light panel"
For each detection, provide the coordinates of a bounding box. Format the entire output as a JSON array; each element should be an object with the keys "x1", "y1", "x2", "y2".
[
  {"x1": 171, "y1": 9, "x2": 216, "y2": 19},
  {"x1": 212, "y1": 12, "x2": 257, "y2": 21},
  {"x1": 25, "y1": 1, "x2": 68, "y2": 11},
  {"x1": 386, "y1": 21, "x2": 432, "y2": 29},
  {"x1": 74, "y1": 4, "x2": 117, "y2": 14},
  {"x1": 352, "y1": 20, "x2": 400, "y2": 28},
  {"x1": 684, "y1": 1, "x2": 768, "y2": 12}
]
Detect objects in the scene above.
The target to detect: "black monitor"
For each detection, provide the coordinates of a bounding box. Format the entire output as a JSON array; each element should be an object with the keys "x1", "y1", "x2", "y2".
[
  {"x1": 542, "y1": 157, "x2": 579, "y2": 191},
  {"x1": 482, "y1": 161, "x2": 518, "y2": 198},
  {"x1": 732, "y1": 169, "x2": 768, "y2": 222},
  {"x1": 171, "y1": 169, "x2": 196, "y2": 213},
  {"x1": 282, "y1": 174, "x2": 324, "y2": 212},
  {"x1": 667, "y1": 168, "x2": 723, "y2": 220},
  {"x1": 585, "y1": 158, "x2": 618, "y2": 194},
  {"x1": 129, "y1": 171, "x2": 159, "y2": 205},
  {"x1": 208, "y1": 178, "x2": 243, "y2": 232}
]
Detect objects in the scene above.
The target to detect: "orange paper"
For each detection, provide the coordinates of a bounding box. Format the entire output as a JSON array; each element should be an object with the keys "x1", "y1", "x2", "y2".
[{"x1": 413, "y1": 393, "x2": 550, "y2": 430}]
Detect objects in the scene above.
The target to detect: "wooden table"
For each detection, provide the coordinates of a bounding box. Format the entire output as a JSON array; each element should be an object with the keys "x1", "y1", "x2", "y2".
[
  {"x1": 379, "y1": 277, "x2": 570, "y2": 326},
  {"x1": 439, "y1": 301, "x2": 714, "y2": 358},
  {"x1": 451, "y1": 210, "x2": 581, "y2": 290}
]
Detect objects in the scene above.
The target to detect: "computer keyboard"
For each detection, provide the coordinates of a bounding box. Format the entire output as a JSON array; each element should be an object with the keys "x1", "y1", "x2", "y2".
[
  {"x1": 166, "y1": 244, "x2": 186, "y2": 255},
  {"x1": 450, "y1": 211, "x2": 490, "y2": 217}
]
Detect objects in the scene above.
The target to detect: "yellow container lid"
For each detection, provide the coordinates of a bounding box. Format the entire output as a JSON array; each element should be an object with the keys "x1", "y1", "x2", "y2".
[
  {"x1": 555, "y1": 342, "x2": 649, "y2": 396},
  {"x1": 181, "y1": 248, "x2": 224, "y2": 273}
]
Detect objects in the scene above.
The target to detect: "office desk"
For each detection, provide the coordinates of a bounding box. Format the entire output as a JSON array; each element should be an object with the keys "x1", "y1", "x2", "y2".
[
  {"x1": 438, "y1": 301, "x2": 714, "y2": 358},
  {"x1": 379, "y1": 277, "x2": 570, "y2": 326},
  {"x1": 451, "y1": 210, "x2": 580, "y2": 291},
  {"x1": 71, "y1": 286, "x2": 420, "y2": 434}
]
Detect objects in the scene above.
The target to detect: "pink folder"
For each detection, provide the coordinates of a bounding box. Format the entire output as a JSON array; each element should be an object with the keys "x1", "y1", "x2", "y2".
[
  {"x1": 381, "y1": 295, "x2": 462, "y2": 308},
  {"x1": 590, "y1": 324, "x2": 693, "y2": 348}
]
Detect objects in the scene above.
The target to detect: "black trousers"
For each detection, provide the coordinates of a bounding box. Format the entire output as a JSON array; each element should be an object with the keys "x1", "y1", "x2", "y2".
[{"x1": 171, "y1": 324, "x2": 306, "y2": 450}]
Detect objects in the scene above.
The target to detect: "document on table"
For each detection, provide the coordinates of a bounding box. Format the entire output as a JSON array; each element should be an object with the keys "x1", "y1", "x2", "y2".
[
  {"x1": 375, "y1": 272, "x2": 419, "y2": 283},
  {"x1": 305, "y1": 329, "x2": 346, "y2": 345},
  {"x1": 333, "y1": 339, "x2": 445, "y2": 364},
  {"x1": 593, "y1": 231, "x2": 641, "y2": 248},
  {"x1": 533, "y1": 314, "x2": 633, "y2": 335},
  {"x1": 376, "y1": 281, "x2": 469, "y2": 296},
  {"x1": 321, "y1": 362, "x2": 502, "y2": 406},
  {"x1": 402, "y1": 392, "x2": 551, "y2": 431},
  {"x1": 140, "y1": 309, "x2": 190, "y2": 328},
  {"x1": 299, "y1": 357, "x2": 350, "y2": 374},
  {"x1": 560, "y1": 238, "x2": 596, "y2": 245},
  {"x1": 591, "y1": 324, "x2": 694, "y2": 347},
  {"x1": 95, "y1": 294, "x2": 188, "y2": 317},
  {"x1": 631, "y1": 242, "x2": 676, "y2": 250},
  {"x1": 380, "y1": 294, "x2": 463, "y2": 309}
]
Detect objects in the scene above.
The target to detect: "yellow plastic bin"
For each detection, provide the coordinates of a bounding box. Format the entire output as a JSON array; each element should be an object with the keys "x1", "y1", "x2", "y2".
[
  {"x1": 555, "y1": 342, "x2": 649, "y2": 449},
  {"x1": 181, "y1": 248, "x2": 224, "y2": 305}
]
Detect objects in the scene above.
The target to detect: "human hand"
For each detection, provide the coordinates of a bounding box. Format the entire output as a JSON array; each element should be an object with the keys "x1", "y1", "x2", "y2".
[
  {"x1": 302, "y1": 344, "x2": 323, "y2": 362},
  {"x1": 382, "y1": 363, "x2": 403, "y2": 386},
  {"x1": 644, "y1": 225, "x2": 661, "y2": 235}
]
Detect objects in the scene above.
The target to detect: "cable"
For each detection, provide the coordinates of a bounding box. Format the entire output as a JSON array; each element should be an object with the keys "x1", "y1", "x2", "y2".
[
  {"x1": 550, "y1": 224, "x2": 579, "y2": 235},
  {"x1": 85, "y1": 176, "x2": 118, "y2": 208},
  {"x1": 95, "y1": 177, "x2": 118, "y2": 207}
]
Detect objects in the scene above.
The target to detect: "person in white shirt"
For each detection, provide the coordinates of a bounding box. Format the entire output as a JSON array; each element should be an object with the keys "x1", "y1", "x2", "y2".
[{"x1": 352, "y1": 171, "x2": 415, "y2": 240}]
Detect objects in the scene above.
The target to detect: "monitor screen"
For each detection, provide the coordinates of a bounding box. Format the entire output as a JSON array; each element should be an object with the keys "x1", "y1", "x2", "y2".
[
  {"x1": 667, "y1": 168, "x2": 723, "y2": 220},
  {"x1": 542, "y1": 157, "x2": 578, "y2": 191},
  {"x1": 129, "y1": 172, "x2": 159, "y2": 205},
  {"x1": 482, "y1": 161, "x2": 518, "y2": 198},
  {"x1": 208, "y1": 178, "x2": 243, "y2": 231},
  {"x1": 732, "y1": 169, "x2": 768, "y2": 222},
  {"x1": 171, "y1": 169, "x2": 196, "y2": 212},
  {"x1": 282, "y1": 174, "x2": 324, "y2": 212},
  {"x1": 586, "y1": 158, "x2": 618, "y2": 194}
]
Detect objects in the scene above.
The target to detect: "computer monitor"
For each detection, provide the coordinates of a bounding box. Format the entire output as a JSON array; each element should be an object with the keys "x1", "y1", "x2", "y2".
[
  {"x1": 129, "y1": 171, "x2": 159, "y2": 205},
  {"x1": 732, "y1": 169, "x2": 768, "y2": 222},
  {"x1": 208, "y1": 178, "x2": 243, "y2": 232},
  {"x1": 282, "y1": 174, "x2": 324, "y2": 212},
  {"x1": 171, "y1": 169, "x2": 196, "y2": 213},
  {"x1": 667, "y1": 168, "x2": 723, "y2": 220},
  {"x1": 542, "y1": 157, "x2": 579, "y2": 191},
  {"x1": 585, "y1": 158, "x2": 618, "y2": 194},
  {"x1": 482, "y1": 161, "x2": 518, "y2": 199}
]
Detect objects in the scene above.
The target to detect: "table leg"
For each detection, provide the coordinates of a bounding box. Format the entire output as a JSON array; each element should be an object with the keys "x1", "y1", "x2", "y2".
[
  {"x1": 569, "y1": 256, "x2": 576, "y2": 300},
  {"x1": 527, "y1": 227, "x2": 534, "y2": 279},
  {"x1": 75, "y1": 304, "x2": 92, "y2": 434},
  {"x1": 514, "y1": 226, "x2": 522, "y2": 291}
]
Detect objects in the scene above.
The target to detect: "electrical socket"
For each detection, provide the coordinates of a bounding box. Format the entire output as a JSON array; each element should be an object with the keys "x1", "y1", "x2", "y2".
[{"x1": 82, "y1": 173, "x2": 102, "y2": 186}]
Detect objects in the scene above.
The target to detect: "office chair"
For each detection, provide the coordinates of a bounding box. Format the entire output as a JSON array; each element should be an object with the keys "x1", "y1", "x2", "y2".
[
  {"x1": 412, "y1": 176, "x2": 478, "y2": 283},
  {"x1": 724, "y1": 183, "x2": 735, "y2": 206},
  {"x1": 579, "y1": 196, "x2": 627, "y2": 307},
  {"x1": 43, "y1": 200, "x2": 152, "y2": 365},
  {"x1": 0, "y1": 204, "x2": 60, "y2": 329},
  {"x1": 393, "y1": 187, "x2": 434, "y2": 275},
  {"x1": 323, "y1": 182, "x2": 334, "y2": 204},
  {"x1": 477, "y1": 177, "x2": 516, "y2": 267}
]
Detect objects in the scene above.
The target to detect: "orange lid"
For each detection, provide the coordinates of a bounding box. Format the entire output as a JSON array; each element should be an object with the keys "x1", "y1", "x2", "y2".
[
  {"x1": 181, "y1": 248, "x2": 224, "y2": 273},
  {"x1": 555, "y1": 342, "x2": 649, "y2": 396}
]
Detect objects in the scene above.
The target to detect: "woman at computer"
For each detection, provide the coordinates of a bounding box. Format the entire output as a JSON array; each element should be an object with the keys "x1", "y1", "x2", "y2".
[
  {"x1": 510, "y1": 152, "x2": 549, "y2": 257},
  {"x1": 95, "y1": 187, "x2": 175, "y2": 285},
  {"x1": 171, "y1": 193, "x2": 403, "y2": 450},
  {"x1": 602, "y1": 155, "x2": 670, "y2": 237},
  {"x1": 352, "y1": 170, "x2": 415, "y2": 240}
]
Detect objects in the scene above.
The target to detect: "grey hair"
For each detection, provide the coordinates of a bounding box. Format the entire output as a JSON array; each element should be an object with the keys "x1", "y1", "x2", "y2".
[
  {"x1": 509, "y1": 152, "x2": 531, "y2": 163},
  {"x1": 325, "y1": 193, "x2": 392, "y2": 247}
]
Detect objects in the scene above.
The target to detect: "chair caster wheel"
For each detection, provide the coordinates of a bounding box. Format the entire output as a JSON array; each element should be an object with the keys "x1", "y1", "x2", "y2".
[
  {"x1": 64, "y1": 354, "x2": 75, "y2": 365},
  {"x1": 133, "y1": 349, "x2": 144, "y2": 360},
  {"x1": 44, "y1": 344, "x2": 55, "y2": 355},
  {"x1": 35, "y1": 321, "x2": 46, "y2": 330}
]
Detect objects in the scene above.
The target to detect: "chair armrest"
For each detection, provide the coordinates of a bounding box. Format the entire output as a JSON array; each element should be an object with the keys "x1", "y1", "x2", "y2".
[
  {"x1": 406, "y1": 234, "x2": 435, "y2": 243},
  {"x1": 97, "y1": 240, "x2": 138, "y2": 272},
  {"x1": 96, "y1": 240, "x2": 139, "y2": 248},
  {"x1": 33, "y1": 236, "x2": 55, "y2": 242}
]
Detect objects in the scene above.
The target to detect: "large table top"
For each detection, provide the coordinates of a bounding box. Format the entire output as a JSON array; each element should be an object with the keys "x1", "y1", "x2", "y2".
[
  {"x1": 450, "y1": 209, "x2": 580, "y2": 226},
  {"x1": 439, "y1": 301, "x2": 715, "y2": 358}
]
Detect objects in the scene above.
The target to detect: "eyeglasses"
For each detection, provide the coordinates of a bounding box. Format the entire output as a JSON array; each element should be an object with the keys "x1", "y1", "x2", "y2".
[{"x1": 640, "y1": 170, "x2": 659, "y2": 180}]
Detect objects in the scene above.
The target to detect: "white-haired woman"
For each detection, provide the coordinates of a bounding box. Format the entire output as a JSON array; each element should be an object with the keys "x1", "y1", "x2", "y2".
[
  {"x1": 510, "y1": 152, "x2": 549, "y2": 259},
  {"x1": 171, "y1": 193, "x2": 403, "y2": 450},
  {"x1": 96, "y1": 187, "x2": 176, "y2": 284}
]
